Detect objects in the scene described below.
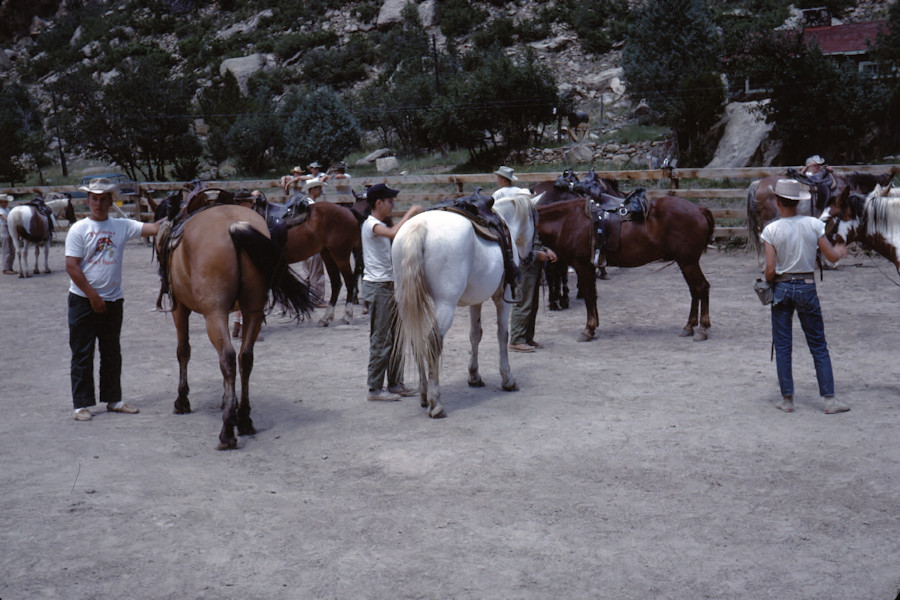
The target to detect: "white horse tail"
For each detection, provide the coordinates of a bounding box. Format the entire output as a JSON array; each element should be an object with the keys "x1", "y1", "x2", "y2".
[
  {"x1": 746, "y1": 179, "x2": 762, "y2": 256},
  {"x1": 394, "y1": 220, "x2": 442, "y2": 374}
]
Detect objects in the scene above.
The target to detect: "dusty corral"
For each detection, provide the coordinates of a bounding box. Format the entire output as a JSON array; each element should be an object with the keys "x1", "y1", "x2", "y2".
[{"x1": 1, "y1": 237, "x2": 899, "y2": 599}]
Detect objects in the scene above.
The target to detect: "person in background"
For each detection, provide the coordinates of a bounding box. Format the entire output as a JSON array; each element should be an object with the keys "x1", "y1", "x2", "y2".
[
  {"x1": 0, "y1": 193, "x2": 16, "y2": 274},
  {"x1": 800, "y1": 155, "x2": 831, "y2": 178},
  {"x1": 65, "y1": 178, "x2": 164, "y2": 421},
  {"x1": 302, "y1": 162, "x2": 326, "y2": 183},
  {"x1": 491, "y1": 167, "x2": 558, "y2": 353},
  {"x1": 761, "y1": 178, "x2": 849, "y2": 414},
  {"x1": 361, "y1": 183, "x2": 423, "y2": 401},
  {"x1": 280, "y1": 166, "x2": 305, "y2": 201},
  {"x1": 329, "y1": 161, "x2": 352, "y2": 202},
  {"x1": 297, "y1": 178, "x2": 328, "y2": 308}
]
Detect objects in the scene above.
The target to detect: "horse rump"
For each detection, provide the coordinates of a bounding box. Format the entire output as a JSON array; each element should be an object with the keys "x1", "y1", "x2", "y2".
[{"x1": 228, "y1": 222, "x2": 315, "y2": 320}]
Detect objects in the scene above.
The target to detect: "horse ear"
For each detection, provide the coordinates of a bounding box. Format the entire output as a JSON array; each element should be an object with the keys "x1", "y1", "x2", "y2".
[{"x1": 531, "y1": 192, "x2": 544, "y2": 206}]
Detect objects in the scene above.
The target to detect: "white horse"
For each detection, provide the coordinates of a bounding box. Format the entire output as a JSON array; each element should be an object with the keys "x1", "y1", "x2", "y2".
[
  {"x1": 392, "y1": 191, "x2": 539, "y2": 418},
  {"x1": 7, "y1": 197, "x2": 76, "y2": 277},
  {"x1": 829, "y1": 182, "x2": 900, "y2": 273}
]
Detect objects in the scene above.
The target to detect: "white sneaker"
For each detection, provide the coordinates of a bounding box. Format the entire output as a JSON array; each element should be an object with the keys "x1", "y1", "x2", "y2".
[
  {"x1": 367, "y1": 389, "x2": 401, "y2": 402},
  {"x1": 74, "y1": 408, "x2": 92, "y2": 421}
]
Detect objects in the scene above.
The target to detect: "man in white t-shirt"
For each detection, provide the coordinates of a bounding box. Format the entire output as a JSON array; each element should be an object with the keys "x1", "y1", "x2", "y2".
[
  {"x1": 65, "y1": 178, "x2": 164, "y2": 421},
  {"x1": 361, "y1": 183, "x2": 423, "y2": 401}
]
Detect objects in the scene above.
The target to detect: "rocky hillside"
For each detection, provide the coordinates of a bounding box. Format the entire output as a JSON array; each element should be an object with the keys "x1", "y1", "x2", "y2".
[{"x1": 0, "y1": 0, "x2": 893, "y2": 170}]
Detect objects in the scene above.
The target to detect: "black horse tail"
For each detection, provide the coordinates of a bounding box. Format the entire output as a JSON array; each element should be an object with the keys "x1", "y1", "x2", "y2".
[
  {"x1": 228, "y1": 222, "x2": 315, "y2": 321},
  {"x1": 746, "y1": 180, "x2": 762, "y2": 256}
]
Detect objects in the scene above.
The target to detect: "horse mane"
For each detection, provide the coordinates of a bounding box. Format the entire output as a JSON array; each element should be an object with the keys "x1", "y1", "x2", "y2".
[
  {"x1": 865, "y1": 185, "x2": 900, "y2": 241},
  {"x1": 845, "y1": 171, "x2": 894, "y2": 193}
]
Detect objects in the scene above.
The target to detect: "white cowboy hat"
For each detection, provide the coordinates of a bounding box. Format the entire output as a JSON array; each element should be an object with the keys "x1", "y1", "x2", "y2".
[
  {"x1": 493, "y1": 166, "x2": 518, "y2": 181},
  {"x1": 303, "y1": 178, "x2": 327, "y2": 192},
  {"x1": 78, "y1": 177, "x2": 116, "y2": 195},
  {"x1": 0, "y1": 193, "x2": 12, "y2": 202},
  {"x1": 805, "y1": 155, "x2": 825, "y2": 167},
  {"x1": 773, "y1": 179, "x2": 811, "y2": 202}
]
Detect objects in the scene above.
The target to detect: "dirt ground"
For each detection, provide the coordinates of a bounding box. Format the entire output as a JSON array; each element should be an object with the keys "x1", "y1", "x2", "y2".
[{"x1": 1, "y1": 236, "x2": 899, "y2": 600}]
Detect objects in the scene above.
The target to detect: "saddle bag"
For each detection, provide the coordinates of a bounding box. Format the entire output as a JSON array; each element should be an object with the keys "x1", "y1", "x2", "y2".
[{"x1": 754, "y1": 279, "x2": 774, "y2": 305}]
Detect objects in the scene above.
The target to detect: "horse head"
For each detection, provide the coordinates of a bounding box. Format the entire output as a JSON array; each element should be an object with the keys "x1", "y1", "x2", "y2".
[
  {"x1": 349, "y1": 189, "x2": 371, "y2": 225},
  {"x1": 63, "y1": 196, "x2": 76, "y2": 223}
]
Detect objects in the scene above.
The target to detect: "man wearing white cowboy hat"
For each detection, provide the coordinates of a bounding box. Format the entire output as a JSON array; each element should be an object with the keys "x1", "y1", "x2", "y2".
[
  {"x1": 301, "y1": 161, "x2": 325, "y2": 182},
  {"x1": 65, "y1": 177, "x2": 165, "y2": 421},
  {"x1": 296, "y1": 178, "x2": 328, "y2": 307},
  {"x1": 0, "y1": 193, "x2": 16, "y2": 274},
  {"x1": 760, "y1": 178, "x2": 849, "y2": 415},
  {"x1": 280, "y1": 166, "x2": 305, "y2": 200}
]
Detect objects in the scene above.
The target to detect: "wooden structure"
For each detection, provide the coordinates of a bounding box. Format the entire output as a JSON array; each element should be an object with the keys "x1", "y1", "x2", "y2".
[{"x1": 2, "y1": 165, "x2": 897, "y2": 240}]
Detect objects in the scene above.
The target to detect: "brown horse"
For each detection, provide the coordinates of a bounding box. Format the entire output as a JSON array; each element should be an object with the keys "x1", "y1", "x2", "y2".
[
  {"x1": 158, "y1": 204, "x2": 314, "y2": 449},
  {"x1": 281, "y1": 201, "x2": 361, "y2": 326},
  {"x1": 537, "y1": 195, "x2": 715, "y2": 342},
  {"x1": 746, "y1": 171, "x2": 892, "y2": 256},
  {"x1": 827, "y1": 182, "x2": 900, "y2": 272}
]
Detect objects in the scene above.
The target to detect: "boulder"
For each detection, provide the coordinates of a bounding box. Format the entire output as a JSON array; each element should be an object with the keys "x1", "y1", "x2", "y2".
[
  {"x1": 376, "y1": 156, "x2": 400, "y2": 173},
  {"x1": 220, "y1": 53, "x2": 276, "y2": 94},
  {"x1": 564, "y1": 143, "x2": 594, "y2": 165},
  {"x1": 356, "y1": 148, "x2": 392, "y2": 167},
  {"x1": 377, "y1": 0, "x2": 410, "y2": 30},
  {"x1": 705, "y1": 101, "x2": 774, "y2": 168},
  {"x1": 418, "y1": 0, "x2": 435, "y2": 27}
]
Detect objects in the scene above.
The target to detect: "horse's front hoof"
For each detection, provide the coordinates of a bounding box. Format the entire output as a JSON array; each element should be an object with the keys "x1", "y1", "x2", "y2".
[
  {"x1": 317, "y1": 319, "x2": 330, "y2": 327},
  {"x1": 577, "y1": 331, "x2": 595, "y2": 342},
  {"x1": 18, "y1": 273, "x2": 24, "y2": 278},
  {"x1": 173, "y1": 398, "x2": 191, "y2": 414},
  {"x1": 237, "y1": 421, "x2": 256, "y2": 436},
  {"x1": 468, "y1": 376, "x2": 485, "y2": 387},
  {"x1": 502, "y1": 381, "x2": 519, "y2": 392},
  {"x1": 693, "y1": 329, "x2": 708, "y2": 342},
  {"x1": 216, "y1": 439, "x2": 238, "y2": 450},
  {"x1": 429, "y1": 407, "x2": 446, "y2": 419},
  {"x1": 679, "y1": 327, "x2": 694, "y2": 338}
]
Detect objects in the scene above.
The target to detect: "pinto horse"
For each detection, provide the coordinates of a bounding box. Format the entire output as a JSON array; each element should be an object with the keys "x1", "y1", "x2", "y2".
[
  {"x1": 280, "y1": 200, "x2": 360, "y2": 326},
  {"x1": 537, "y1": 195, "x2": 715, "y2": 342},
  {"x1": 7, "y1": 196, "x2": 77, "y2": 277},
  {"x1": 392, "y1": 191, "x2": 538, "y2": 418},
  {"x1": 746, "y1": 171, "x2": 892, "y2": 256},
  {"x1": 157, "y1": 203, "x2": 314, "y2": 449},
  {"x1": 828, "y1": 182, "x2": 900, "y2": 273}
]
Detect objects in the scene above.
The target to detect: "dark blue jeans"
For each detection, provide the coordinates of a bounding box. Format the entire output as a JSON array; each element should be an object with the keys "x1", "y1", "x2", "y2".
[
  {"x1": 68, "y1": 293, "x2": 124, "y2": 409},
  {"x1": 771, "y1": 281, "x2": 834, "y2": 398}
]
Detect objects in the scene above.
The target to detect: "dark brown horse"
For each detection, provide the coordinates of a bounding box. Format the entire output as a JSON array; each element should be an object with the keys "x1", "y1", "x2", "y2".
[
  {"x1": 537, "y1": 195, "x2": 715, "y2": 342},
  {"x1": 747, "y1": 171, "x2": 892, "y2": 256},
  {"x1": 157, "y1": 204, "x2": 314, "y2": 449},
  {"x1": 281, "y1": 200, "x2": 361, "y2": 326}
]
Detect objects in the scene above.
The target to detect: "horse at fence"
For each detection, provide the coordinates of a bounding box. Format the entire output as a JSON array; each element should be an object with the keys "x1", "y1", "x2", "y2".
[
  {"x1": 827, "y1": 183, "x2": 900, "y2": 273},
  {"x1": 746, "y1": 171, "x2": 892, "y2": 256},
  {"x1": 7, "y1": 196, "x2": 77, "y2": 277},
  {"x1": 392, "y1": 190, "x2": 538, "y2": 418},
  {"x1": 156, "y1": 202, "x2": 314, "y2": 449},
  {"x1": 537, "y1": 194, "x2": 715, "y2": 342},
  {"x1": 279, "y1": 199, "x2": 361, "y2": 326}
]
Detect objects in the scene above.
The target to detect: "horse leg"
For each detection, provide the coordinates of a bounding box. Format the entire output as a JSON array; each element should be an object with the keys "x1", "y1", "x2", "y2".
[
  {"x1": 13, "y1": 238, "x2": 25, "y2": 277},
  {"x1": 173, "y1": 305, "x2": 192, "y2": 414},
  {"x1": 546, "y1": 262, "x2": 561, "y2": 311},
  {"x1": 317, "y1": 252, "x2": 340, "y2": 327},
  {"x1": 205, "y1": 311, "x2": 239, "y2": 449},
  {"x1": 32, "y1": 242, "x2": 41, "y2": 275},
  {"x1": 678, "y1": 262, "x2": 711, "y2": 341},
  {"x1": 41, "y1": 239, "x2": 51, "y2": 273},
  {"x1": 336, "y1": 255, "x2": 356, "y2": 324},
  {"x1": 573, "y1": 260, "x2": 598, "y2": 342},
  {"x1": 236, "y1": 310, "x2": 262, "y2": 437},
  {"x1": 494, "y1": 296, "x2": 518, "y2": 391},
  {"x1": 467, "y1": 304, "x2": 485, "y2": 387}
]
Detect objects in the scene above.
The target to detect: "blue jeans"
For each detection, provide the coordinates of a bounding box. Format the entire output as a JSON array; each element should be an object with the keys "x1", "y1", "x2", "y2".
[
  {"x1": 771, "y1": 281, "x2": 834, "y2": 398},
  {"x1": 68, "y1": 293, "x2": 124, "y2": 409}
]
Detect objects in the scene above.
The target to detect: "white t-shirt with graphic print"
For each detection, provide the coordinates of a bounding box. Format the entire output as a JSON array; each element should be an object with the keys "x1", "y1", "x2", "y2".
[{"x1": 65, "y1": 217, "x2": 144, "y2": 301}]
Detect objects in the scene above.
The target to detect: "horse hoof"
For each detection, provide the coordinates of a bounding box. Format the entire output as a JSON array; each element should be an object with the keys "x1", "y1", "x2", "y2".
[
  {"x1": 216, "y1": 439, "x2": 238, "y2": 450},
  {"x1": 237, "y1": 422, "x2": 256, "y2": 436},
  {"x1": 693, "y1": 330, "x2": 709, "y2": 342},
  {"x1": 502, "y1": 382, "x2": 519, "y2": 392},
  {"x1": 317, "y1": 319, "x2": 329, "y2": 327},
  {"x1": 577, "y1": 332, "x2": 595, "y2": 342},
  {"x1": 468, "y1": 376, "x2": 485, "y2": 387},
  {"x1": 679, "y1": 328, "x2": 694, "y2": 338},
  {"x1": 173, "y1": 399, "x2": 191, "y2": 414},
  {"x1": 549, "y1": 302, "x2": 561, "y2": 311},
  {"x1": 420, "y1": 398, "x2": 428, "y2": 408},
  {"x1": 429, "y1": 408, "x2": 446, "y2": 419},
  {"x1": 561, "y1": 298, "x2": 570, "y2": 308}
]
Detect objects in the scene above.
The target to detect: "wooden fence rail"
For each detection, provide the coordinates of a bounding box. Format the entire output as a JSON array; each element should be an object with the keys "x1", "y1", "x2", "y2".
[{"x1": 6, "y1": 165, "x2": 897, "y2": 241}]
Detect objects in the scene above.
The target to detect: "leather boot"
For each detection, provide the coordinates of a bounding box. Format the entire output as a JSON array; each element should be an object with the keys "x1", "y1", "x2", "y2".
[{"x1": 232, "y1": 321, "x2": 241, "y2": 339}]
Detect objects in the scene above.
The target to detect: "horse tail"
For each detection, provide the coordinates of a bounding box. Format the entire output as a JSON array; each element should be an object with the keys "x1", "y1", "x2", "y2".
[
  {"x1": 393, "y1": 220, "x2": 442, "y2": 374},
  {"x1": 699, "y1": 205, "x2": 715, "y2": 246},
  {"x1": 228, "y1": 222, "x2": 315, "y2": 321},
  {"x1": 746, "y1": 180, "x2": 762, "y2": 255}
]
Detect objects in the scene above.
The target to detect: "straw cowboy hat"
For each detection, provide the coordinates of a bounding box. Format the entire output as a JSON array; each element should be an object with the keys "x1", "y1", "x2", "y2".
[
  {"x1": 78, "y1": 177, "x2": 116, "y2": 195},
  {"x1": 493, "y1": 166, "x2": 518, "y2": 181},
  {"x1": 0, "y1": 193, "x2": 12, "y2": 202},
  {"x1": 303, "y1": 178, "x2": 327, "y2": 193},
  {"x1": 773, "y1": 179, "x2": 811, "y2": 202},
  {"x1": 291, "y1": 166, "x2": 304, "y2": 174}
]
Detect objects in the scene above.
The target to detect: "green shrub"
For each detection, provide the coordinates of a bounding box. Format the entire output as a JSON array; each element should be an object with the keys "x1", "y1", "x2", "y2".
[
  {"x1": 437, "y1": 0, "x2": 487, "y2": 38},
  {"x1": 273, "y1": 30, "x2": 340, "y2": 61},
  {"x1": 473, "y1": 17, "x2": 516, "y2": 50}
]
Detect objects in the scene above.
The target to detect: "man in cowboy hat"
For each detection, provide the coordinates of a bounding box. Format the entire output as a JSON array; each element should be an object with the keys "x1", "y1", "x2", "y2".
[
  {"x1": 491, "y1": 167, "x2": 557, "y2": 352},
  {"x1": 280, "y1": 166, "x2": 305, "y2": 201},
  {"x1": 760, "y1": 178, "x2": 849, "y2": 415},
  {"x1": 361, "y1": 183, "x2": 423, "y2": 401},
  {"x1": 0, "y1": 193, "x2": 16, "y2": 274},
  {"x1": 296, "y1": 178, "x2": 328, "y2": 308},
  {"x1": 66, "y1": 177, "x2": 165, "y2": 421},
  {"x1": 302, "y1": 161, "x2": 325, "y2": 182}
]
